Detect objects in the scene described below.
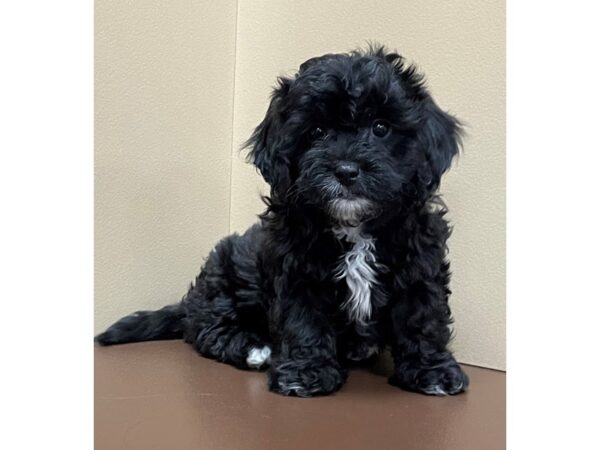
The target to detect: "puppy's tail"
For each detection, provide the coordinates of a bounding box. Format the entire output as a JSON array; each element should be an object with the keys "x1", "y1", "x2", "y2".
[{"x1": 95, "y1": 303, "x2": 184, "y2": 346}]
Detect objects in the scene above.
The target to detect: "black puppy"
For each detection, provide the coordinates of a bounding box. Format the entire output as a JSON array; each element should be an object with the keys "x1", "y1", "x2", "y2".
[{"x1": 96, "y1": 45, "x2": 469, "y2": 398}]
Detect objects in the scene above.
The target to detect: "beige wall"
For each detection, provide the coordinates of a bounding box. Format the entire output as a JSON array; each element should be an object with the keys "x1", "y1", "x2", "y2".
[
  {"x1": 95, "y1": 0, "x2": 238, "y2": 331},
  {"x1": 96, "y1": 1, "x2": 505, "y2": 370}
]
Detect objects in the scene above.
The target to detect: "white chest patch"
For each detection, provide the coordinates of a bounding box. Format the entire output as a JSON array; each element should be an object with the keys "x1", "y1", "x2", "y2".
[{"x1": 333, "y1": 225, "x2": 378, "y2": 323}]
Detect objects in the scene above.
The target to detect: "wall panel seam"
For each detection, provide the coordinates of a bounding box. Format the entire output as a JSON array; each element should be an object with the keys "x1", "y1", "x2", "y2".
[{"x1": 227, "y1": 0, "x2": 241, "y2": 234}]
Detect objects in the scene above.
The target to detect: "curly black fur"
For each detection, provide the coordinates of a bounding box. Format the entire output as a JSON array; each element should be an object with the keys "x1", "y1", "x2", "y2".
[{"x1": 96, "y1": 45, "x2": 469, "y2": 397}]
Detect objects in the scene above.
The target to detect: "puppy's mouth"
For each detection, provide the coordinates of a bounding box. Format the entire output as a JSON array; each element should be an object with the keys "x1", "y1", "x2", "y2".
[{"x1": 327, "y1": 197, "x2": 376, "y2": 226}]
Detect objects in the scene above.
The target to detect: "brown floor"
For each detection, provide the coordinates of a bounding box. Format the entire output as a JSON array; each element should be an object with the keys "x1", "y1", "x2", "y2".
[{"x1": 95, "y1": 341, "x2": 505, "y2": 450}]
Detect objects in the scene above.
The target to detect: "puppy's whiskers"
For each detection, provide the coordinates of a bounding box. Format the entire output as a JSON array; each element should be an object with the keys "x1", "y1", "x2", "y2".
[{"x1": 321, "y1": 180, "x2": 343, "y2": 199}]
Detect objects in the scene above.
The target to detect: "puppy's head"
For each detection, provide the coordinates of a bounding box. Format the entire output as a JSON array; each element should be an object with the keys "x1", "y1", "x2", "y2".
[{"x1": 246, "y1": 46, "x2": 461, "y2": 225}]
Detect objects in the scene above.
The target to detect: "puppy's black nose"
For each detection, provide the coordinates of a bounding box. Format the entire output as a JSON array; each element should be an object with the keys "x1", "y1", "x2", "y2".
[{"x1": 335, "y1": 162, "x2": 360, "y2": 185}]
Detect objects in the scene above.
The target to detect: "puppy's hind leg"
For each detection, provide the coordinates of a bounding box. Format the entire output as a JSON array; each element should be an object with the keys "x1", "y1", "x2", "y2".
[
  {"x1": 194, "y1": 318, "x2": 271, "y2": 370},
  {"x1": 181, "y1": 234, "x2": 271, "y2": 369},
  {"x1": 181, "y1": 284, "x2": 271, "y2": 370}
]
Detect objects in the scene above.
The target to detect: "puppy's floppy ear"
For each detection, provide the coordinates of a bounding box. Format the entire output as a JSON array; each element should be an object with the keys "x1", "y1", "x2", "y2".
[
  {"x1": 382, "y1": 49, "x2": 462, "y2": 186},
  {"x1": 245, "y1": 77, "x2": 291, "y2": 185},
  {"x1": 417, "y1": 99, "x2": 462, "y2": 188}
]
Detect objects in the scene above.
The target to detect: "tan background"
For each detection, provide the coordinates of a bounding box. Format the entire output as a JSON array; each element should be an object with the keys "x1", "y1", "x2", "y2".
[{"x1": 96, "y1": 0, "x2": 505, "y2": 370}]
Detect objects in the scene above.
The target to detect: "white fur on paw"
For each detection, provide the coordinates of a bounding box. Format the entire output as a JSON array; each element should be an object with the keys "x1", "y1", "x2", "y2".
[
  {"x1": 447, "y1": 381, "x2": 465, "y2": 394},
  {"x1": 279, "y1": 382, "x2": 304, "y2": 393},
  {"x1": 422, "y1": 384, "x2": 449, "y2": 396},
  {"x1": 246, "y1": 346, "x2": 271, "y2": 369}
]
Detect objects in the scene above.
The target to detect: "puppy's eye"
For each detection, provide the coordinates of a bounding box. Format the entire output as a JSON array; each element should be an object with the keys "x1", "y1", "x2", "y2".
[
  {"x1": 372, "y1": 120, "x2": 390, "y2": 138},
  {"x1": 309, "y1": 126, "x2": 327, "y2": 140}
]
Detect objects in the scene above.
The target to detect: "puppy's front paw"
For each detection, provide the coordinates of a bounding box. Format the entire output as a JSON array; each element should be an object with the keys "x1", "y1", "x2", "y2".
[
  {"x1": 269, "y1": 359, "x2": 347, "y2": 397},
  {"x1": 390, "y1": 361, "x2": 469, "y2": 396}
]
